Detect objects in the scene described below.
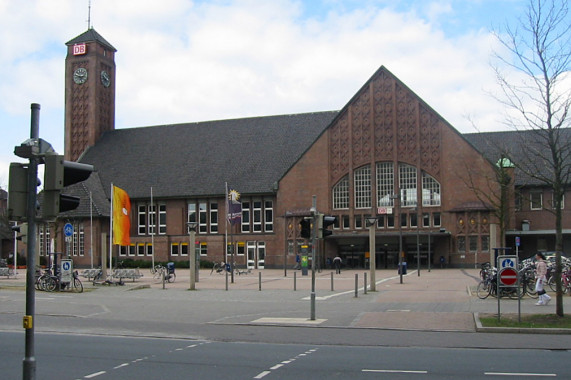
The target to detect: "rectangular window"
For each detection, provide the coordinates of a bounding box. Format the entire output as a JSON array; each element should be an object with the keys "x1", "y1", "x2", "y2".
[
  {"x1": 120, "y1": 246, "x2": 128, "y2": 256},
  {"x1": 433, "y1": 212, "x2": 441, "y2": 227},
  {"x1": 342, "y1": 215, "x2": 350, "y2": 229},
  {"x1": 242, "y1": 201, "x2": 251, "y2": 233},
  {"x1": 377, "y1": 162, "x2": 394, "y2": 207},
  {"x1": 148, "y1": 204, "x2": 156, "y2": 236},
  {"x1": 401, "y1": 213, "x2": 407, "y2": 228},
  {"x1": 387, "y1": 214, "x2": 395, "y2": 228},
  {"x1": 457, "y1": 236, "x2": 466, "y2": 253},
  {"x1": 237, "y1": 242, "x2": 245, "y2": 256},
  {"x1": 159, "y1": 204, "x2": 167, "y2": 234},
  {"x1": 530, "y1": 191, "x2": 542, "y2": 210},
  {"x1": 188, "y1": 202, "x2": 196, "y2": 232},
  {"x1": 265, "y1": 200, "x2": 274, "y2": 232},
  {"x1": 355, "y1": 215, "x2": 363, "y2": 229},
  {"x1": 469, "y1": 236, "x2": 478, "y2": 252},
  {"x1": 551, "y1": 191, "x2": 565, "y2": 209},
  {"x1": 377, "y1": 215, "x2": 385, "y2": 228},
  {"x1": 253, "y1": 200, "x2": 262, "y2": 232},
  {"x1": 146, "y1": 244, "x2": 153, "y2": 256},
  {"x1": 410, "y1": 213, "x2": 418, "y2": 228},
  {"x1": 199, "y1": 201, "x2": 208, "y2": 233},
  {"x1": 72, "y1": 224, "x2": 79, "y2": 256},
  {"x1": 137, "y1": 243, "x2": 145, "y2": 256},
  {"x1": 138, "y1": 205, "x2": 146, "y2": 235},
  {"x1": 422, "y1": 213, "x2": 430, "y2": 227},
  {"x1": 481, "y1": 236, "x2": 489, "y2": 252},
  {"x1": 354, "y1": 166, "x2": 371, "y2": 209},
  {"x1": 129, "y1": 245, "x2": 135, "y2": 256},
  {"x1": 171, "y1": 243, "x2": 179, "y2": 256},
  {"x1": 200, "y1": 242, "x2": 208, "y2": 256},
  {"x1": 210, "y1": 202, "x2": 218, "y2": 233},
  {"x1": 180, "y1": 243, "x2": 188, "y2": 256},
  {"x1": 399, "y1": 164, "x2": 417, "y2": 207}
]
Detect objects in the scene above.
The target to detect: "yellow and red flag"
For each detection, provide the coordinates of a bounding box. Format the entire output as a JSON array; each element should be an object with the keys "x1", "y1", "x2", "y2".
[{"x1": 112, "y1": 185, "x2": 131, "y2": 246}]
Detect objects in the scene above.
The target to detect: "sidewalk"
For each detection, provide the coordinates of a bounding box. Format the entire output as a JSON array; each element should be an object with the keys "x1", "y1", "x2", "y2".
[{"x1": 2, "y1": 267, "x2": 569, "y2": 333}]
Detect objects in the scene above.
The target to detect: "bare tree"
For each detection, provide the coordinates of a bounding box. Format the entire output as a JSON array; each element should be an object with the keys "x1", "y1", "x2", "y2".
[{"x1": 492, "y1": 0, "x2": 571, "y2": 316}]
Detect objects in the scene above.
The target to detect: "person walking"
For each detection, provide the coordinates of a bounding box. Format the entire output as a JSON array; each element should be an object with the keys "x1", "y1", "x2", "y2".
[
  {"x1": 535, "y1": 252, "x2": 551, "y2": 306},
  {"x1": 333, "y1": 255, "x2": 342, "y2": 274}
]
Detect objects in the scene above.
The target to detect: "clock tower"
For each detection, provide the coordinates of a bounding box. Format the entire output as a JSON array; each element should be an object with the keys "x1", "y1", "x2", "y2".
[{"x1": 65, "y1": 28, "x2": 117, "y2": 161}]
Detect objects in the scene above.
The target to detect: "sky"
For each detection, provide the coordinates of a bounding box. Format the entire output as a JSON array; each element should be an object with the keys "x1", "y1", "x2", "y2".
[{"x1": 0, "y1": 0, "x2": 532, "y2": 188}]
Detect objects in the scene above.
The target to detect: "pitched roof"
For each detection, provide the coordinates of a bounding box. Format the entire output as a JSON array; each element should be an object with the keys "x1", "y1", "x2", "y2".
[
  {"x1": 79, "y1": 111, "x2": 338, "y2": 201},
  {"x1": 66, "y1": 28, "x2": 117, "y2": 52}
]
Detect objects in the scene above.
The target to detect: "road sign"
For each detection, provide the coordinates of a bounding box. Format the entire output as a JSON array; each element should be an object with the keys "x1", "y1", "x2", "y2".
[
  {"x1": 499, "y1": 257, "x2": 516, "y2": 269},
  {"x1": 60, "y1": 259, "x2": 73, "y2": 283},
  {"x1": 64, "y1": 223, "x2": 74, "y2": 237},
  {"x1": 515, "y1": 236, "x2": 520, "y2": 247},
  {"x1": 499, "y1": 267, "x2": 518, "y2": 286}
]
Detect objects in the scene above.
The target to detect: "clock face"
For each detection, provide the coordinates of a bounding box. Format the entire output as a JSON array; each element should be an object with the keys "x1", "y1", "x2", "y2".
[
  {"x1": 100, "y1": 70, "x2": 111, "y2": 88},
  {"x1": 73, "y1": 67, "x2": 88, "y2": 84}
]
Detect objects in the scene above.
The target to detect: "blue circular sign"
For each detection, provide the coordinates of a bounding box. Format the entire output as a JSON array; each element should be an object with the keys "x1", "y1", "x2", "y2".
[{"x1": 64, "y1": 223, "x2": 74, "y2": 237}]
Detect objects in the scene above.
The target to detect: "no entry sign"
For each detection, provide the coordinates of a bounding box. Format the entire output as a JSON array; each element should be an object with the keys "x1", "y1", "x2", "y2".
[{"x1": 499, "y1": 267, "x2": 518, "y2": 286}]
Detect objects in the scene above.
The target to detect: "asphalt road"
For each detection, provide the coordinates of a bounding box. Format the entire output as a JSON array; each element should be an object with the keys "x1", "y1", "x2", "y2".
[{"x1": 1, "y1": 332, "x2": 569, "y2": 380}]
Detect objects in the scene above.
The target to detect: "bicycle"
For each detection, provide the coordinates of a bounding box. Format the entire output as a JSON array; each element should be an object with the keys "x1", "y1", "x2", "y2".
[
  {"x1": 156, "y1": 266, "x2": 176, "y2": 283},
  {"x1": 548, "y1": 265, "x2": 571, "y2": 294},
  {"x1": 210, "y1": 262, "x2": 231, "y2": 275},
  {"x1": 151, "y1": 264, "x2": 165, "y2": 279}
]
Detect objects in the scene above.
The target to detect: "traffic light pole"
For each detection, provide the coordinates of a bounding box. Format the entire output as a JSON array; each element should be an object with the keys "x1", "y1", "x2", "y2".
[{"x1": 23, "y1": 103, "x2": 40, "y2": 380}]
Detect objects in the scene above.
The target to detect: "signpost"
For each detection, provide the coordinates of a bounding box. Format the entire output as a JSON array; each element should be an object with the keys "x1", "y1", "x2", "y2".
[
  {"x1": 496, "y1": 255, "x2": 520, "y2": 322},
  {"x1": 64, "y1": 223, "x2": 73, "y2": 257}
]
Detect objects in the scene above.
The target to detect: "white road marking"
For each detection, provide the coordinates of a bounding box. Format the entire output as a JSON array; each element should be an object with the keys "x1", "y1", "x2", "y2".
[
  {"x1": 254, "y1": 370, "x2": 271, "y2": 379},
  {"x1": 85, "y1": 371, "x2": 106, "y2": 378},
  {"x1": 363, "y1": 369, "x2": 428, "y2": 374},
  {"x1": 484, "y1": 372, "x2": 556, "y2": 377}
]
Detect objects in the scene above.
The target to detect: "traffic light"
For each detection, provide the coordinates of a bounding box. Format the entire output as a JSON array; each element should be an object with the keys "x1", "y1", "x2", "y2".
[
  {"x1": 300, "y1": 218, "x2": 312, "y2": 239},
  {"x1": 8, "y1": 163, "x2": 29, "y2": 220},
  {"x1": 11, "y1": 223, "x2": 28, "y2": 241},
  {"x1": 318, "y1": 214, "x2": 336, "y2": 238},
  {"x1": 42, "y1": 154, "x2": 93, "y2": 220}
]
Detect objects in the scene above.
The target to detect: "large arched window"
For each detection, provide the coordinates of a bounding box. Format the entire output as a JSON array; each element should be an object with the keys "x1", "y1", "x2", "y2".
[
  {"x1": 332, "y1": 175, "x2": 349, "y2": 209},
  {"x1": 354, "y1": 165, "x2": 371, "y2": 209},
  {"x1": 399, "y1": 163, "x2": 417, "y2": 207},
  {"x1": 422, "y1": 172, "x2": 441, "y2": 206},
  {"x1": 376, "y1": 162, "x2": 394, "y2": 207}
]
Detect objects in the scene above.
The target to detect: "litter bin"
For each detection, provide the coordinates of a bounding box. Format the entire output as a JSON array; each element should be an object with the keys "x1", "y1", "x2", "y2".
[{"x1": 398, "y1": 262, "x2": 407, "y2": 275}]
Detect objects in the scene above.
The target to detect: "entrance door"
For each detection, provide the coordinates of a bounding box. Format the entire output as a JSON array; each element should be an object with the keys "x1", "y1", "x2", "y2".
[{"x1": 247, "y1": 241, "x2": 266, "y2": 269}]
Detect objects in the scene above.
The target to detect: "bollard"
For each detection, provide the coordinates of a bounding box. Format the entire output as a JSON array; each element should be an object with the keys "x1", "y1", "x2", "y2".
[
  {"x1": 162, "y1": 270, "x2": 166, "y2": 289},
  {"x1": 364, "y1": 272, "x2": 367, "y2": 294},
  {"x1": 354, "y1": 273, "x2": 358, "y2": 298},
  {"x1": 225, "y1": 270, "x2": 228, "y2": 291},
  {"x1": 259, "y1": 271, "x2": 262, "y2": 291},
  {"x1": 331, "y1": 272, "x2": 334, "y2": 291},
  {"x1": 294, "y1": 271, "x2": 297, "y2": 291}
]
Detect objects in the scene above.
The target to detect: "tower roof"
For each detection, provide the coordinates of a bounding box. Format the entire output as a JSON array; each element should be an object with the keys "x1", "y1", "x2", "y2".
[{"x1": 66, "y1": 28, "x2": 117, "y2": 52}]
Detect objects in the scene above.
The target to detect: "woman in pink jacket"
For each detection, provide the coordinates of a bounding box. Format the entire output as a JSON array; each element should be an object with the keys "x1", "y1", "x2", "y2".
[{"x1": 535, "y1": 252, "x2": 551, "y2": 306}]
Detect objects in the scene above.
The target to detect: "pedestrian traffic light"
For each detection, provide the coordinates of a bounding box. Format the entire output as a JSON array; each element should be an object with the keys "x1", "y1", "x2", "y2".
[
  {"x1": 318, "y1": 214, "x2": 336, "y2": 238},
  {"x1": 8, "y1": 163, "x2": 29, "y2": 220},
  {"x1": 11, "y1": 223, "x2": 28, "y2": 241},
  {"x1": 42, "y1": 154, "x2": 93, "y2": 220},
  {"x1": 300, "y1": 218, "x2": 312, "y2": 239}
]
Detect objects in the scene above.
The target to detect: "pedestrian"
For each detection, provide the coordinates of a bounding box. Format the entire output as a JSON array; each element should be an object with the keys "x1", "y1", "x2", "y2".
[
  {"x1": 534, "y1": 252, "x2": 551, "y2": 306},
  {"x1": 333, "y1": 255, "x2": 342, "y2": 274}
]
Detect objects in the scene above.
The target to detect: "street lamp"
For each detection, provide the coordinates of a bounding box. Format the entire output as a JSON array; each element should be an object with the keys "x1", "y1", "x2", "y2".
[
  {"x1": 390, "y1": 193, "x2": 403, "y2": 284},
  {"x1": 187, "y1": 222, "x2": 198, "y2": 290},
  {"x1": 365, "y1": 216, "x2": 379, "y2": 291}
]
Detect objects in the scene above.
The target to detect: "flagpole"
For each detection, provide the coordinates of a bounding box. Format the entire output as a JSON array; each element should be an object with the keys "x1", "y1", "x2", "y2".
[
  {"x1": 109, "y1": 183, "x2": 114, "y2": 275},
  {"x1": 151, "y1": 187, "x2": 155, "y2": 271}
]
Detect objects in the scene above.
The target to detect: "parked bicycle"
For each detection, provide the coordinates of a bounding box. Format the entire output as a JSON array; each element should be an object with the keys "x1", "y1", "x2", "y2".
[
  {"x1": 35, "y1": 268, "x2": 83, "y2": 293},
  {"x1": 548, "y1": 265, "x2": 571, "y2": 294},
  {"x1": 210, "y1": 262, "x2": 231, "y2": 275}
]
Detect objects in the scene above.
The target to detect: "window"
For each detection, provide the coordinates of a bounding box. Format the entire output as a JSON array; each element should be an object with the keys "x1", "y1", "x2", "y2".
[
  {"x1": 481, "y1": 236, "x2": 489, "y2": 252},
  {"x1": 387, "y1": 214, "x2": 395, "y2": 228},
  {"x1": 422, "y1": 172, "x2": 441, "y2": 206},
  {"x1": 551, "y1": 191, "x2": 565, "y2": 209},
  {"x1": 433, "y1": 212, "x2": 441, "y2": 227},
  {"x1": 181, "y1": 243, "x2": 188, "y2": 256},
  {"x1": 253, "y1": 200, "x2": 262, "y2": 232},
  {"x1": 377, "y1": 162, "x2": 394, "y2": 207},
  {"x1": 530, "y1": 191, "x2": 542, "y2": 210},
  {"x1": 188, "y1": 203, "x2": 197, "y2": 230},
  {"x1": 138, "y1": 205, "x2": 146, "y2": 235},
  {"x1": 399, "y1": 163, "x2": 417, "y2": 207},
  {"x1": 377, "y1": 215, "x2": 385, "y2": 228},
  {"x1": 355, "y1": 215, "x2": 363, "y2": 229},
  {"x1": 265, "y1": 201, "x2": 274, "y2": 232},
  {"x1": 354, "y1": 166, "x2": 371, "y2": 209},
  {"x1": 129, "y1": 245, "x2": 135, "y2": 256},
  {"x1": 199, "y1": 202, "x2": 208, "y2": 233},
  {"x1": 146, "y1": 244, "x2": 153, "y2": 256},
  {"x1": 137, "y1": 243, "x2": 145, "y2": 256},
  {"x1": 469, "y1": 236, "x2": 478, "y2": 252},
  {"x1": 210, "y1": 202, "x2": 218, "y2": 233},
  {"x1": 199, "y1": 242, "x2": 208, "y2": 256},
  {"x1": 148, "y1": 204, "x2": 156, "y2": 235},
  {"x1": 457, "y1": 236, "x2": 466, "y2": 253},
  {"x1": 342, "y1": 215, "x2": 350, "y2": 229},
  {"x1": 159, "y1": 204, "x2": 166, "y2": 234},
  {"x1": 171, "y1": 243, "x2": 179, "y2": 256},
  {"x1": 120, "y1": 246, "x2": 128, "y2": 256},
  {"x1": 242, "y1": 201, "x2": 251, "y2": 233},
  {"x1": 422, "y1": 213, "x2": 430, "y2": 227},
  {"x1": 38, "y1": 225, "x2": 51, "y2": 256},
  {"x1": 410, "y1": 213, "x2": 418, "y2": 228},
  {"x1": 401, "y1": 213, "x2": 407, "y2": 228},
  {"x1": 70, "y1": 223, "x2": 84, "y2": 256},
  {"x1": 237, "y1": 242, "x2": 245, "y2": 256},
  {"x1": 515, "y1": 191, "x2": 522, "y2": 211},
  {"x1": 333, "y1": 176, "x2": 349, "y2": 209}
]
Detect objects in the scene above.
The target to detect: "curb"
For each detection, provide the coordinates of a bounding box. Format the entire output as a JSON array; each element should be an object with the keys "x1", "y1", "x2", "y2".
[{"x1": 474, "y1": 312, "x2": 571, "y2": 334}]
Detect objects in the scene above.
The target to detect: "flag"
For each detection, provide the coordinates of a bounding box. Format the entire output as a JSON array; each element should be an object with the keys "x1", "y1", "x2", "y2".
[
  {"x1": 227, "y1": 187, "x2": 242, "y2": 225},
  {"x1": 113, "y1": 185, "x2": 131, "y2": 246}
]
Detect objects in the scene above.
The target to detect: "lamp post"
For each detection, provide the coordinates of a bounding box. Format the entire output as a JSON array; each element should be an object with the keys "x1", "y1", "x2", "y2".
[
  {"x1": 366, "y1": 216, "x2": 379, "y2": 291},
  {"x1": 187, "y1": 222, "x2": 198, "y2": 290},
  {"x1": 391, "y1": 193, "x2": 403, "y2": 284}
]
